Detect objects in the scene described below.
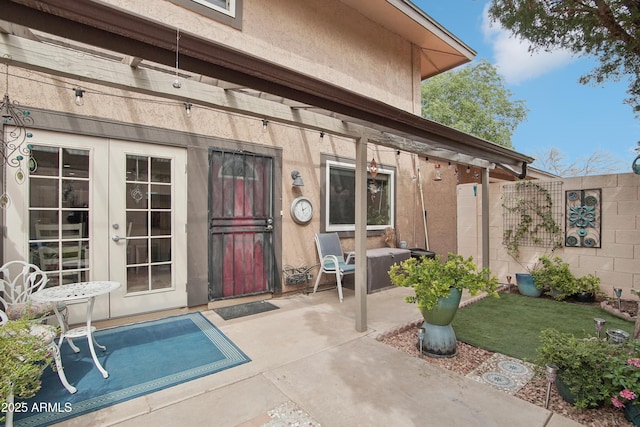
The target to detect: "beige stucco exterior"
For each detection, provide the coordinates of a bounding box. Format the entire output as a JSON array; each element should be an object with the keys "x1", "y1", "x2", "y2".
[
  {"x1": 4, "y1": 63, "x2": 457, "y2": 296},
  {"x1": 0, "y1": 0, "x2": 481, "y2": 320},
  {"x1": 101, "y1": 0, "x2": 420, "y2": 113}
]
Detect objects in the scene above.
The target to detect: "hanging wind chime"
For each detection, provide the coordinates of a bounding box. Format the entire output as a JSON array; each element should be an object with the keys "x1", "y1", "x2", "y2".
[
  {"x1": 1, "y1": 62, "x2": 35, "y2": 208},
  {"x1": 367, "y1": 157, "x2": 379, "y2": 200},
  {"x1": 172, "y1": 28, "x2": 182, "y2": 89}
]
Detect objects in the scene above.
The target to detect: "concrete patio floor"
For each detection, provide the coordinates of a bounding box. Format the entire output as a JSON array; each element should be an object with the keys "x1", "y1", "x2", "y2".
[{"x1": 53, "y1": 286, "x2": 584, "y2": 427}]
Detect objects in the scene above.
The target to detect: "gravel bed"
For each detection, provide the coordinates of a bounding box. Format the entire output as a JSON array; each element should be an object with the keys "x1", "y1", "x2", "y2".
[{"x1": 381, "y1": 327, "x2": 632, "y2": 427}]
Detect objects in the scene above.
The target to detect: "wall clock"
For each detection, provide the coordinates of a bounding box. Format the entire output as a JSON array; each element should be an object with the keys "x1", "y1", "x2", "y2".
[{"x1": 291, "y1": 196, "x2": 313, "y2": 224}]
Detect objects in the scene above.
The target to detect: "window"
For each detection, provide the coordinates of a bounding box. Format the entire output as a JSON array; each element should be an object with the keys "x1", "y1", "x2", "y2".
[
  {"x1": 28, "y1": 146, "x2": 90, "y2": 286},
  {"x1": 191, "y1": 0, "x2": 236, "y2": 17},
  {"x1": 169, "y1": 0, "x2": 242, "y2": 28},
  {"x1": 324, "y1": 160, "x2": 395, "y2": 232}
]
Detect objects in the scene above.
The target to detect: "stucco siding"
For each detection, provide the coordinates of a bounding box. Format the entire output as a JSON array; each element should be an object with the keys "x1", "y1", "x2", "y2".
[{"x1": 100, "y1": 0, "x2": 416, "y2": 112}]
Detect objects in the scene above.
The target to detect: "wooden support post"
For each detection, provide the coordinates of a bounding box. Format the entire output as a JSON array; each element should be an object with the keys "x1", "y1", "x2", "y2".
[{"x1": 355, "y1": 135, "x2": 368, "y2": 332}]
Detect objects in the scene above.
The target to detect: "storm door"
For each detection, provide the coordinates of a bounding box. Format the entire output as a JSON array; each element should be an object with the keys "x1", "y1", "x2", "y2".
[{"x1": 208, "y1": 149, "x2": 274, "y2": 299}]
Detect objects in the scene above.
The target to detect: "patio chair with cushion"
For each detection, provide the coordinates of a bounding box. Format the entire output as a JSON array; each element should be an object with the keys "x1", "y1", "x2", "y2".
[
  {"x1": 312, "y1": 232, "x2": 355, "y2": 302},
  {"x1": 0, "y1": 261, "x2": 67, "y2": 329}
]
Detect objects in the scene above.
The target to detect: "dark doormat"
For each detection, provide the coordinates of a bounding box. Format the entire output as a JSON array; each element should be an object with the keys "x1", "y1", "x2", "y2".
[{"x1": 214, "y1": 300, "x2": 280, "y2": 320}]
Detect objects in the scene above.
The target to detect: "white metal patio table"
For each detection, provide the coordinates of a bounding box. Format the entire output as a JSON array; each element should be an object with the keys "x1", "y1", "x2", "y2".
[{"x1": 30, "y1": 281, "x2": 120, "y2": 382}]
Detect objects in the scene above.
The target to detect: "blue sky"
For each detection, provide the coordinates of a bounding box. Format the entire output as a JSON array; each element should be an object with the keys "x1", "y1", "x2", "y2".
[{"x1": 412, "y1": 0, "x2": 639, "y2": 173}]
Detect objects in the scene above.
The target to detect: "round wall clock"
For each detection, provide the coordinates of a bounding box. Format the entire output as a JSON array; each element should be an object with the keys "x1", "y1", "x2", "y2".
[{"x1": 291, "y1": 196, "x2": 313, "y2": 224}]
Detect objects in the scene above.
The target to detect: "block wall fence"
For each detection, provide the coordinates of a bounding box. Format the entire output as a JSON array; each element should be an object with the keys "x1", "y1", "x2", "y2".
[{"x1": 457, "y1": 173, "x2": 640, "y2": 300}]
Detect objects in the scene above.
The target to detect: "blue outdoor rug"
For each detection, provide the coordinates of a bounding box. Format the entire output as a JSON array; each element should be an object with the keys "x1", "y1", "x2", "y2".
[{"x1": 6, "y1": 312, "x2": 250, "y2": 427}]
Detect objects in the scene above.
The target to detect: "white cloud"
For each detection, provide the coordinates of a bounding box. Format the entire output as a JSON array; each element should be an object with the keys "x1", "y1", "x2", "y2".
[{"x1": 481, "y1": 4, "x2": 576, "y2": 84}]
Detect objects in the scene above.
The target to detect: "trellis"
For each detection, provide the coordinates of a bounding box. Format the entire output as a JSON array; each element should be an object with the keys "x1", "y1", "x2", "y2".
[{"x1": 502, "y1": 181, "x2": 563, "y2": 256}]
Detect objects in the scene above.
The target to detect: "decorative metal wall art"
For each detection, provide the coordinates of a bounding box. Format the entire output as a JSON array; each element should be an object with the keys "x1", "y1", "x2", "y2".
[
  {"x1": 1, "y1": 63, "x2": 35, "y2": 209},
  {"x1": 565, "y1": 189, "x2": 601, "y2": 248},
  {"x1": 1, "y1": 64, "x2": 33, "y2": 169}
]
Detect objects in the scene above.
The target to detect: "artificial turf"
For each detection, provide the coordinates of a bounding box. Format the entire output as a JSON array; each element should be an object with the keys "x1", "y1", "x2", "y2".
[{"x1": 451, "y1": 292, "x2": 635, "y2": 361}]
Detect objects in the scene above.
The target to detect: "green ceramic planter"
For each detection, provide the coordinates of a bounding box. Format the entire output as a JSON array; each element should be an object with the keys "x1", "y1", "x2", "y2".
[
  {"x1": 417, "y1": 288, "x2": 462, "y2": 358},
  {"x1": 555, "y1": 374, "x2": 603, "y2": 408},
  {"x1": 625, "y1": 402, "x2": 640, "y2": 426},
  {"x1": 516, "y1": 273, "x2": 542, "y2": 298},
  {"x1": 419, "y1": 287, "x2": 462, "y2": 326}
]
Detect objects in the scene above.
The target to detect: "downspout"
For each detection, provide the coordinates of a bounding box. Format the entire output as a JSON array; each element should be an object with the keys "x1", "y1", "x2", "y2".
[
  {"x1": 495, "y1": 162, "x2": 528, "y2": 180},
  {"x1": 482, "y1": 168, "x2": 490, "y2": 271}
]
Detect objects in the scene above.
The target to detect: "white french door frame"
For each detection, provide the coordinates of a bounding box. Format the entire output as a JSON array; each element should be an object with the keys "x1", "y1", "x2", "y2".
[
  {"x1": 108, "y1": 140, "x2": 187, "y2": 318},
  {"x1": 4, "y1": 130, "x2": 187, "y2": 322}
]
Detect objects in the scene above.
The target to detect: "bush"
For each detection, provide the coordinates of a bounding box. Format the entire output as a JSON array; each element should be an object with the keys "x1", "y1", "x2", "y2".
[{"x1": 536, "y1": 328, "x2": 619, "y2": 409}]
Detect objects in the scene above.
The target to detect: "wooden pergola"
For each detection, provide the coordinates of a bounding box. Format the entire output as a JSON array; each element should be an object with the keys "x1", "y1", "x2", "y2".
[{"x1": 1, "y1": 0, "x2": 534, "y2": 331}]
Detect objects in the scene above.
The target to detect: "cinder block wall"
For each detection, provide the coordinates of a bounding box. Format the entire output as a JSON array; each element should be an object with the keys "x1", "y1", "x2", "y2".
[{"x1": 457, "y1": 173, "x2": 640, "y2": 300}]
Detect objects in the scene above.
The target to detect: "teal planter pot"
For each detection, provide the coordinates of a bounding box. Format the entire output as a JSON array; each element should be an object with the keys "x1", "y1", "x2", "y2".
[
  {"x1": 417, "y1": 288, "x2": 462, "y2": 358},
  {"x1": 419, "y1": 287, "x2": 462, "y2": 326},
  {"x1": 625, "y1": 402, "x2": 640, "y2": 426},
  {"x1": 516, "y1": 273, "x2": 542, "y2": 297},
  {"x1": 555, "y1": 374, "x2": 603, "y2": 409}
]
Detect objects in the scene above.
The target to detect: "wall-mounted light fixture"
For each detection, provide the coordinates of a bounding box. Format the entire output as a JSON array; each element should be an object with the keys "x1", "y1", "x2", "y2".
[
  {"x1": 184, "y1": 102, "x2": 192, "y2": 118},
  {"x1": 434, "y1": 164, "x2": 442, "y2": 181},
  {"x1": 320, "y1": 131, "x2": 325, "y2": 139},
  {"x1": 73, "y1": 87, "x2": 85, "y2": 106},
  {"x1": 262, "y1": 119, "x2": 269, "y2": 131},
  {"x1": 291, "y1": 170, "x2": 304, "y2": 186}
]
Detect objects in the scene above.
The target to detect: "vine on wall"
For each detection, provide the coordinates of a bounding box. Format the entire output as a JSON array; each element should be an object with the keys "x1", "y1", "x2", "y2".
[{"x1": 502, "y1": 180, "x2": 563, "y2": 262}]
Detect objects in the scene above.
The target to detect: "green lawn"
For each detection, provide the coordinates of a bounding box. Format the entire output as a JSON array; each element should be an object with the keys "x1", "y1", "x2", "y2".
[{"x1": 451, "y1": 293, "x2": 634, "y2": 361}]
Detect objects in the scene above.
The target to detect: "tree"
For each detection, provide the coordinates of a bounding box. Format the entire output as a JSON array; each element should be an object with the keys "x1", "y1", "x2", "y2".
[
  {"x1": 488, "y1": 0, "x2": 640, "y2": 117},
  {"x1": 532, "y1": 147, "x2": 622, "y2": 176},
  {"x1": 421, "y1": 59, "x2": 528, "y2": 149}
]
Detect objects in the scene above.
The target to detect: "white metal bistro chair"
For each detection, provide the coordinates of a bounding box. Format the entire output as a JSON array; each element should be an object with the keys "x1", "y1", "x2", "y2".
[
  {"x1": 312, "y1": 232, "x2": 356, "y2": 302},
  {"x1": 0, "y1": 260, "x2": 68, "y2": 330}
]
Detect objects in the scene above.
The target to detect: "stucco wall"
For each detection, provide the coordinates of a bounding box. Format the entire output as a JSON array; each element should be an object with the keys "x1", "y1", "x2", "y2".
[
  {"x1": 1, "y1": 0, "x2": 461, "y2": 304},
  {"x1": 100, "y1": 0, "x2": 417, "y2": 113},
  {"x1": 457, "y1": 173, "x2": 640, "y2": 299},
  {"x1": 4, "y1": 66, "x2": 455, "y2": 300}
]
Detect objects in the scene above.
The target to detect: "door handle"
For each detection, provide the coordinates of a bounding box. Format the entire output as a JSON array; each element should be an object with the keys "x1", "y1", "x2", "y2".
[
  {"x1": 265, "y1": 225, "x2": 273, "y2": 231},
  {"x1": 112, "y1": 235, "x2": 126, "y2": 242}
]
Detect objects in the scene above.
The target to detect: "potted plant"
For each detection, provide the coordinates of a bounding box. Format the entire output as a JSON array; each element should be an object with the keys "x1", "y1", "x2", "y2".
[
  {"x1": 536, "y1": 328, "x2": 616, "y2": 409},
  {"x1": 530, "y1": 255, "x2": 603, "y2": 302},
  {"x1": 502, "y1": 181, "x2": 563, "y2": 297},
  {"x1": 605, "y1": 340, "x2": 640, "y2": 425},
  {"x1": 0, "y1": 316, "x2": 54, "y2": 427},
  {"x1": 531, "y1": 255, "x2": 576, "y2": 300},
  {"x1": 573, "y1": 274, "x2": 602, "y2": 302},
  {"x1": 388, "y1": 253, "x2": 498, "y2": 357}
]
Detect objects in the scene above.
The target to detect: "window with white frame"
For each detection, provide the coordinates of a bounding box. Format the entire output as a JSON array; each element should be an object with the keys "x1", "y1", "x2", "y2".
[
  {"x1": 191, "y1": 0, "x2": 236, "y2": 17},
  {"x1": 324, "y1": 160, "x2": 395, "y2": 232},
  {"x1": 169, "y1": 0, "x2": 242, "y2": 28}
]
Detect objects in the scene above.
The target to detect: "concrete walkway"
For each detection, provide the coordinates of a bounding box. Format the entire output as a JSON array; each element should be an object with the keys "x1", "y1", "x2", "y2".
[{"x1": 56, "y1": 287, "x2": 583, "y2": 427}]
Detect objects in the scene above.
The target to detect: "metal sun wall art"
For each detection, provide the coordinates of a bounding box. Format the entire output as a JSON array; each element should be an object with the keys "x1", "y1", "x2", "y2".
[{"x1": 565, "y1": 189, "x2": 601, "y2": 248}]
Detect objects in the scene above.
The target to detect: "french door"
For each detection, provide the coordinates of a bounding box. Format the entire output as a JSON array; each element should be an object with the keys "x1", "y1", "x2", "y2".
[{"x1": 5, "y1": 130, "x2": 187, "y2": 322}]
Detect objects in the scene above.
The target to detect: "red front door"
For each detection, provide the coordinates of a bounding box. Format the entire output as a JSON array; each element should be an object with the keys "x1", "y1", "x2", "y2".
[{"x1": 208, "y1": 150, "x2": 274, "y2": 299}]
